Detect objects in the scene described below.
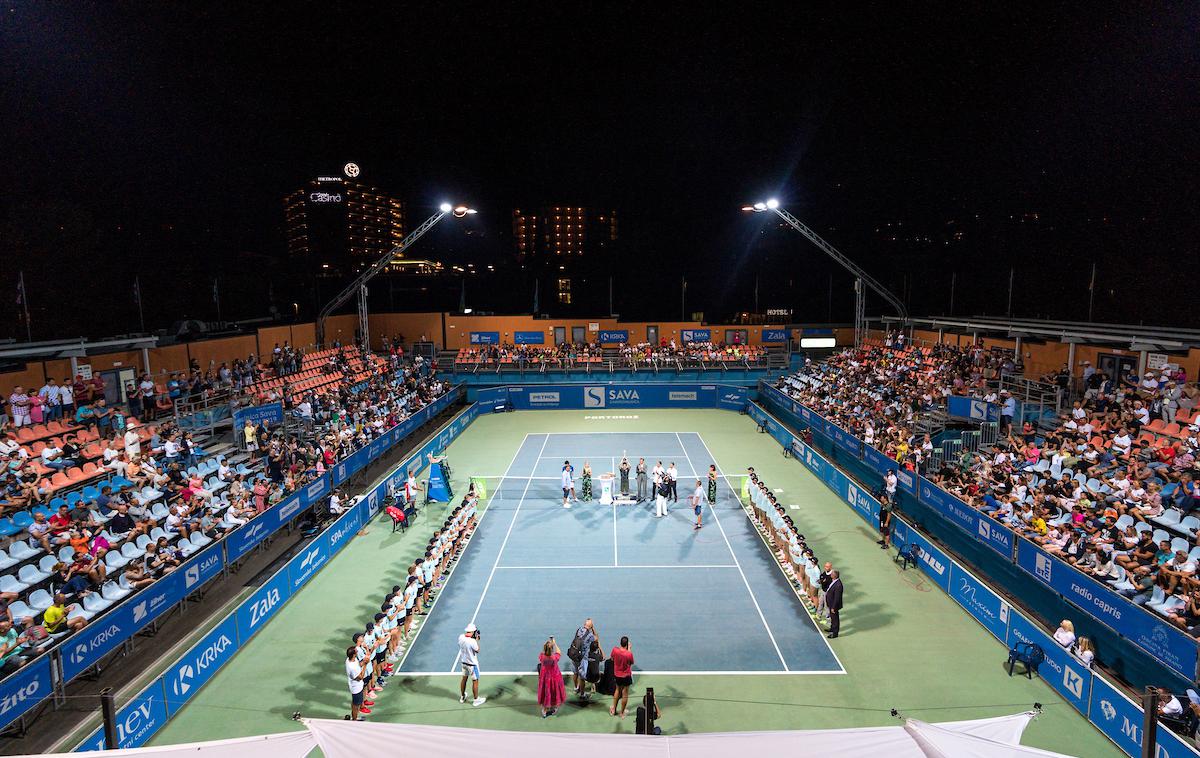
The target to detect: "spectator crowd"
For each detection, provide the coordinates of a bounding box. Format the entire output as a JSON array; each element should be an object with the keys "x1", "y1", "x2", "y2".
[{"x1": 776, "y1": 334, "x2": 1200, "y2": 640}]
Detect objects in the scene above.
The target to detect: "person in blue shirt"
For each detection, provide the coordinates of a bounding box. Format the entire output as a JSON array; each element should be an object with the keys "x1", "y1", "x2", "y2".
[{"x1": 74, "y1": 403, "x2": 95, "y2": 427}]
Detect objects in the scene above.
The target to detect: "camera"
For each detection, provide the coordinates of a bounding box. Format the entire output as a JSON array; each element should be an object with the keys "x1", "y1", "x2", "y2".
[{"x1": 472, "y1": 629, "x2": 481, "y2": 640}]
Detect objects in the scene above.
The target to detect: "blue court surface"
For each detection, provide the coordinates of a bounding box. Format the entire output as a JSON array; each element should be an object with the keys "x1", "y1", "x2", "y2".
[{"x1": 398, "y1": 432, "x2": 844, "y2": 675}]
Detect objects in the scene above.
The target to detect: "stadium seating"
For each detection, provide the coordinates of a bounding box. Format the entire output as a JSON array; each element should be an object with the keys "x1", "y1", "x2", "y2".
[
  {"x1": 0, "y1": 346, "x2": 448, "y2": 670},
  {"x1": 776, "y1": 334, "x2": 1200, "y2": 638}
]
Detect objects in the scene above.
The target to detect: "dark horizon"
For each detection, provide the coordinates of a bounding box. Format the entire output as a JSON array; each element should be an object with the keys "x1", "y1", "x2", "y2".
[{"x1": 2, "y1": 4, "x2": 1198, "y2": 339}]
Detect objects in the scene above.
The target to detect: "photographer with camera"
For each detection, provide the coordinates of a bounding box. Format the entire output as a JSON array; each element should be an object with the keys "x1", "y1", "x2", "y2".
[
  {"x1": 537, "y1": 636, "x2": 566, "y2": 718},
  {"x1": 457, "y1": 623, "x2": 486, "y2": 707}
]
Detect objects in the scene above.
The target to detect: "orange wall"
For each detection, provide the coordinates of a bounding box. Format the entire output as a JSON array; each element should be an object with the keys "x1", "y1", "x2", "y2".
[
  {"x1": 909, "y1": 328, "x2": 1200, "y2": 380},
  {"x1": 0, "y1": 313, "x2": 855, "y2": 394},
  {"x1": 150, "y1": 344, "x2": 191, "y2": 375},
  {"x1": 369, "y1": 313, "x2": 443, "y2": 346},
  {"x1": 441, "y1": 316, "x2": 814, "y2": 349},
  {"x1": 289, "y1": 322, "x2": 317, "y2": 351},
  {"x1": 189, "y1": 335, "x2": 257, "y2": 370},
  {"x1": 256, "y1": 325, "x2": 293, "y2": 355}
]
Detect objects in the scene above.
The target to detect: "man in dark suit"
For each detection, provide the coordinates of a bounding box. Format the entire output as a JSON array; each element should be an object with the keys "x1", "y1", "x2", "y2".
[{"x1": 825, "y1": 570, "x2": 844, "y2": 639}]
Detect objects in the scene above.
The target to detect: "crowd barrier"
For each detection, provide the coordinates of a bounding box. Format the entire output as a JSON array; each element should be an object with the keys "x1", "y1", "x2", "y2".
[
  {"x1": 70, "y1": 396, "x2": 482, "y2": 751},
  {"x1": 474, "y1": 382, "x2": 749, "y2": 412},
  {"x1": 0, "y1": 387, "x2": 465, "y2": 738},
  {"x1": 757, "y1": 381, "x2": 1199, "y2": 682},
  {"x1": 747, "y1": 398, "x2": 1200, "y2": 758}
]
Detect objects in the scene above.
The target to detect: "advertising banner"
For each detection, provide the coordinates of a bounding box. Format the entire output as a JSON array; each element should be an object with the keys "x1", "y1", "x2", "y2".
[
  {"x1": 0, "y1": 655, "x2": 52, "y2": 730},
  {"x1": 946, "y1": 396, "x2": 1001, "y2": 423},
  {"x1": 163, "y1": 614, "x2": 239, "y2": 717},
  {"x1": 63, "y1": 572, "x2": 183, "y2": 680},
  {"x1": 224, "y1": 517, "x2": 272, "y2": 564},
  {"x1": 236, "y1": 568, "x2": 292, "y2": 644},
  {"x1": 232, "y1": 402, "x2": 284, "y2": 431},
  {"x1": 181, "y1": 545, "x2": 224, "y2": 594},
  {"x1": 505, "y1": 383, "x2": 745, "y2": 410},
  {"x1": 681, "y1": 329, "x2": 711, "y2": 343},
  {"x1": 827, "y1": 422, "x2": 863, "y2": 458},
  {"x1": 1005, "y1": 612, "x2": 1091, "y2": 714},
  {"x1": 287, "y1": 531, "x2": 330, "y2": 592},
  {"x1": 888, "y1": 519, "x2": 952, "y2": 592},
  {"x1": 77, "y1": 679, "x2": 168, "y2": 751},
  {"x1": 824, "y1": 464, "x2": 880, "y2": 526},
  {"x1": 1088, "y1": 674, "x2": 1200, "y2": 758},
  {"x1": 949, "y1": 564, "x2": 1010, "y2": 641},
  {"x1": 791, "y1": 436, "x2": 827, "y2": 481},
  {"x1": 513, "y1": 331, "x2": 546, "y2": 344},
  {"x1": 762, "y1": 328, "x2": 790, "y2": 342},
  {"x1": 598, "y1": 330, "x2": 629, "y2": 344},
  {"x1": 1016, "y1": 539, "x2": 1198, "y2": 679},
  {"x1": 917, "y1": 477, "x2": 1014, "y2": 559},
  {"x1": 475, "y1": 386, "x2": 510, "y2": 412},
  {"x1": 717, "y1": 386, "x2": 748, "y2": 411},
  {"x1": 468, "y1": 332, "x2": 500, "y2": 345}
]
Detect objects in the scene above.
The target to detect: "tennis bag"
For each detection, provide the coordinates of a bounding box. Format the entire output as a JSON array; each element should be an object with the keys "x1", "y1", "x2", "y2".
[
  {"x1": 567, "y1": 632, "x2": 585, "y2": 664},
  {"x1": 595, "y1": 658, "x2": 616, "y2": 696},
  {"x1": 585, "y1": 646, "x2": 603, "y2": 684}
]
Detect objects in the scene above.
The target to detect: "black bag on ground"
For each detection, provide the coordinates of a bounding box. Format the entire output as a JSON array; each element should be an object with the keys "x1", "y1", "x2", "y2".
[{"x1": 595, "y1": 657, "x2": 616, "y2": 696}]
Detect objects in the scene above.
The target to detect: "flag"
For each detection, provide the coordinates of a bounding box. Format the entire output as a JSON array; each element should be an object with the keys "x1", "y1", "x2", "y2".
[
  {"x1": 133, "y1": 277, "x2": 142, "y2": 307},
  {"x1": 212, "y1": 278, "x2": 220, "y2": 304},
  {"x1": 532, "y1": 279, "x2": 539, "y2": 313},
  {"x1": 15, "y1": 271, "x2": 25, "y2": 305},
  {"x1": 459, "y1": 279, "x2": 466, "y2": 312}
]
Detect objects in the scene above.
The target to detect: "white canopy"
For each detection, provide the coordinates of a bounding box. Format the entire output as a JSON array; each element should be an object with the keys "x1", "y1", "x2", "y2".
[
  {"x1": 301, "y1": 711, "x2": 1077, "y2": 758},
  {"x1": 33, "y1": 711, "x2": 1077, "y2": 757}
]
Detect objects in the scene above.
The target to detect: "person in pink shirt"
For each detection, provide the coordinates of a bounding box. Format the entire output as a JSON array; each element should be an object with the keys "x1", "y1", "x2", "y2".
[
  {"x1": 536, "y1": 637, "x2": 565, "y2": 718},
  {"x1": 252, "y1": 479, "x2": 269, "y2": 513}
]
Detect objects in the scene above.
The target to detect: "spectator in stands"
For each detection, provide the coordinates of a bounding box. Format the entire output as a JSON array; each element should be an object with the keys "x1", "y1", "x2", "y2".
[
  {"x1": 38, "y1": 379, "x2": 61, "y2": 422},
  {"x1": 7, "y1": 388, "x2": 31, "y2": 427},
  {"x1": 0, "y1": 619, "x2": 29, "y2": 673},
  {"x1": 1168, "y1": 589, "x2": 1200, "y2": 634},
  {"x1": 58, "y1": 379, "x2": 74, "y2": 420},
  {"x1": 53, "y1": 560, "x2": 93, "y2": 602},
  {"x1": 42, "y1": 593, "x2": 85, "y2": 634},
  {"x1": 123, "y1": 561, "x2": 155, "y2": 591},
  {"x1": 1052, "y1": 620, "x2": 1076, "y2": 648}
]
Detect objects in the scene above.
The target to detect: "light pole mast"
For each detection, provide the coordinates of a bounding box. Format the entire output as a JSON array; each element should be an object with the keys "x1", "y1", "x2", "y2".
[
  {"x1": 316, "y1": 204, "x2": 476, "y2": 347},
  {"x1": 745, "y1": 199, "x2": 908, "y2": 346}
]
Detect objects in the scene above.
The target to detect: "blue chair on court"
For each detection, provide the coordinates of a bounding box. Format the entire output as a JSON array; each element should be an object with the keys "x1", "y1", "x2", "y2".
[
  {"x1": 896, "y1": 543, "x2": 921, "y2": 570},
  {"x1": 1006, "y1": 642, "x2": 1044, "y2": 679}
]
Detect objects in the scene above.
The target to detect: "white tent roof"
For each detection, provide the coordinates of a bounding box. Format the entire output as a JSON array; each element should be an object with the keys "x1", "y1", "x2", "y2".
[{"x1": 25, "y1": 710, "x2": 1076, "y2": 757}]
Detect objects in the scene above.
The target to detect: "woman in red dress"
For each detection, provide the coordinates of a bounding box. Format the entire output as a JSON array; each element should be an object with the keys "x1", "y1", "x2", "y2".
[{"x1": 536, "y1": 637, "x2": 565, "y2": 718}]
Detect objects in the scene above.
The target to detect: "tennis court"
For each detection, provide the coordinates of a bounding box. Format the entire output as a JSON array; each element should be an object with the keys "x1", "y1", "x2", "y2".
[
  {"x1": 146, "y1": 409, "x2": 1118, "y2": 756},
  {"x1": 398, "y1": 431, "x2": 842, "y2": 675}
]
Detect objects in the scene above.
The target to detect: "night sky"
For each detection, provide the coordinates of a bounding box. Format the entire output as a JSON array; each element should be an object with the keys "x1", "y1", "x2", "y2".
[{"x1": 2, "y1": 4, "x2": 1198, "y2": 337}]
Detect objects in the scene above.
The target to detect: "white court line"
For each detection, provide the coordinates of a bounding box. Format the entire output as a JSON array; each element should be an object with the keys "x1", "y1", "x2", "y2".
[
  {"x1": 495, "y1": 564, "x2": 738, "y2": 570},
  {"x1": 612, "y1": 455, "x2": 618, "y2": 566},
  {"x1": 394, "y1": 434, "x2": 531, "y2": 674},
  {"x1": 401, "y1": 669, "x2": 844, "y2": 677},
  {"x1": 452, "y1": 433, "x2": 551, "y2": 672},
  {"x1": 691, "y1": 430, "x2": 847, "y2": 674},
  {"x1": 675, "y1": 432, "x2": 790, "y2": 672}
]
